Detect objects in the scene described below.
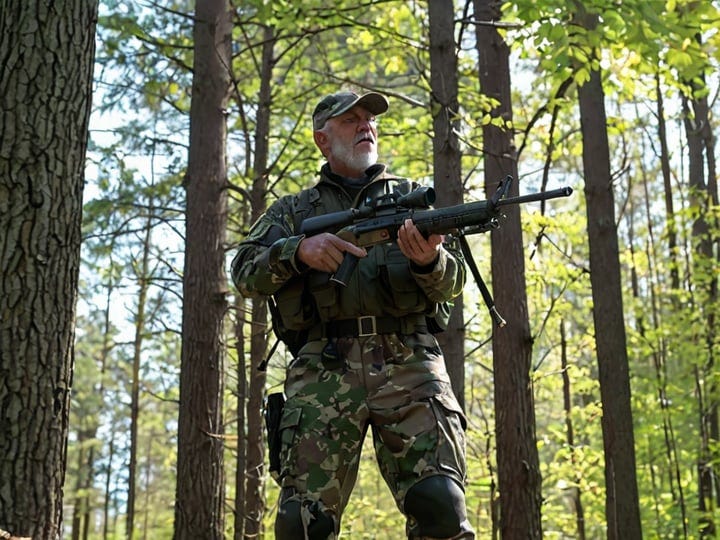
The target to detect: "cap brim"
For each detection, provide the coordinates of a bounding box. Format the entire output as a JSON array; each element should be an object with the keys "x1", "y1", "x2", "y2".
[{"x1": 334, "y1": 92, "x2": 389, "y2": 118}]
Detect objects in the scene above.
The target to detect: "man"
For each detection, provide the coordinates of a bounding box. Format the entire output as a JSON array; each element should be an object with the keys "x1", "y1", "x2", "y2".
[{"x1": 231, "y1": 90, "x2": 474, "y2": 539}]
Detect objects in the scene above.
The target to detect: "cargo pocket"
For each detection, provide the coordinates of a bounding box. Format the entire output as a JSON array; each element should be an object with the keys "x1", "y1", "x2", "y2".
[
  {"x1": 429, "y1": 390, "x2": 468, "y2": 481},
  {"x1": 277, "y1": 404, "x2": 303, "y2": 482}
]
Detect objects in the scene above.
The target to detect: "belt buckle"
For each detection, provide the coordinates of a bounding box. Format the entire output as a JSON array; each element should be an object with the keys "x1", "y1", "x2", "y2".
[{"x1": 357, "y1": 316, "x2": 377, "y2": 337}]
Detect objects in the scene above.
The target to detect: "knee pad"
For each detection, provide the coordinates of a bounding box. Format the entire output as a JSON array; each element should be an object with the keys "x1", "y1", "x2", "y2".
[
  {"x1": 275, "y1": 493, "x2": 336, "y2": 540},
  {"x1": 275, "y1": 498, "x2": 304, "y2": 539},
  {"x1": 404, "y1": 475, "x2": 471, "y2": 539}
]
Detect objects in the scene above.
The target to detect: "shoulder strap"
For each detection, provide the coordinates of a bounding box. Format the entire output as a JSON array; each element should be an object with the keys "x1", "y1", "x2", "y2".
[
  {"x1": 292, "y1": 186, "x2": 321, "y2": 232},
  {"x1": 457, "y1": 234, "x2": 507, "y2": 328},
  {"x1": 259, "y1": 187, "x2": 319, "y2": 372}
]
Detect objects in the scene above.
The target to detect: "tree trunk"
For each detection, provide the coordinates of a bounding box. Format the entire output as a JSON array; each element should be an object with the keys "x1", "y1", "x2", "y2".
[
  {"x1": 682, "y1": 71, "x2": 719, "y2": 538},
  {"x1": 244, "y1": 320, "x2": 268, "y2": 537},
  {"x1": 174, "y1": 0, "x2": 231, "y2": 538},
  {"x1": 81, "y1": 286, "x2": 115, "y2": 540},
  {"x1": 127, "y1": 205, "x2": 154, "y2": 539},
  {"x1": 233, "y1": 295, "x2": 248, "y2": 540},
  {"x1": 639, "y1": 168, "x2": 689, "y2": 536},
  {"x1": 243, "y1": 23, "x2": 276, "y2": 538},
  {"x1": 0, "y1": 1, "x2": 98, "y2": 538},
  {"x1": 654, "y1": 70, "x2": 680, "y2": 290},
  {"x1": 427, "y1": 0, "x2": 466, "y2": 408},
  {"x1": 560, "y1": 321, "x2": 586, "y2": 540},
  {"x1": 573, "y1": 6, "x2": 642, "y2": 538},
  {"x1": 474, "y1": 1, "x2": 543, "y2": 538},
  {"x1": 104, "y1": 429, "x2": 117, "y2": 540},
  {"x1": 70, "y1": 438, "x2": 87, "y2": 540}
]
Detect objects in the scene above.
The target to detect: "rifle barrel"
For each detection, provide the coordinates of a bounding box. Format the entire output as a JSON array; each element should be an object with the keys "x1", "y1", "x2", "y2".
[{"x1": 495, "y1": 186, "x2": 573, "y2": 208}]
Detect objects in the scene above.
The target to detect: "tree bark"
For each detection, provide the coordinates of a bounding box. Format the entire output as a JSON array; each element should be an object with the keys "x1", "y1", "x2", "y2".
[
  {"x1": 242, "y1": 23, "x2": 276, "y2": 538},
  {"x1": 233, "y1": 295, "x2": 248, "y2": 540},
  {"x1": 560, "y1": 321, "x2": 586, "y2": 540},
  {"x1": 682, "y1": 65, "x2": 719, "y2": 538},
  {"x1": 474, "y1": 1, "x2": 543, "y2": 537},
  {"x1": 654, "y1": 70, "x2": 680, "y2": 291},
  {"x1": 573, "y1": 5, "x2": 642, "y2": 538},
  {"x1": 174, "y1": 0, "x2": 231, "y2": 538},
  {"x1": 427, "y1": 0, "x2": 466, "y2": 408},
  {"x1": 0, "y1": 1, "x2": 98, "y2": 538},
  {"x1": 126, "y1": 205, "x2": 154, "y2": 539}
]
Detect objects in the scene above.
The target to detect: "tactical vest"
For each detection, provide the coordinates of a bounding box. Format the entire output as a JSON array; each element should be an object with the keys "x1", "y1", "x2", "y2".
[{"x1": 270, "y1": 170, "x2": 446, "y2": 345}]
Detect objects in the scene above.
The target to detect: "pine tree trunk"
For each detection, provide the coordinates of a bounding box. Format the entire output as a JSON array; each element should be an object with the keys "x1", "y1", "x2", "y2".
[
  {"x1": 573, "y1": 6, "x2": 642, "y2": 538},
  {"x1": 233, "y1": 295, "x2": 248, "y2": 540},
  {"x1": 638, "y1": 170, "x2": 689, "y2": 536},
  {"x1": 0, "y1": 1, "x2": 98, "y2": 538},
  {"x1": 427, "y1": 0, "x2": 466, "y2": 408},
  {"x1": 127, "y1": 209, "x2": 153, "y2": 539},
  {"x1": 243, "y1": 23, "x2": 276, "y2": 538},
  {"x1": 474, "y1": 0, "x2": 543, "y2": 537},
  {"x1": 174, "y1": 0, "x2": 231, "y2": 537}
]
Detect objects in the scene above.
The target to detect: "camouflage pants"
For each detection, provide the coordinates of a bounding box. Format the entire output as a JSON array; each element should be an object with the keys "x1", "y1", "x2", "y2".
[{"x1": 276, "y1": 331, "x2": 468, "y2": 537}]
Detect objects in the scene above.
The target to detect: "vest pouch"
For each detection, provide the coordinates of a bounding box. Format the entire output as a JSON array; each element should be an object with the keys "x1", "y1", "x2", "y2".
[
  {"x1": 269, "y1": 279, "x2": 316, "y2": 358},
  {"x1": 382, "y1": 246, "x2": 424, "y2": 312},
  {"x1": 308, "y1": 272, "x2": 340, "y2": 320},
  {"x1": 273, "y1": 278, "x2": 315, "y2": 331}
]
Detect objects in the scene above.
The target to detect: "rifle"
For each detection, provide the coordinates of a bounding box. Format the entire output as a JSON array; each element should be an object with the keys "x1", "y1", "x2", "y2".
[{"x1": 299, "y1": 176, "x2": 573, "y2": 326}]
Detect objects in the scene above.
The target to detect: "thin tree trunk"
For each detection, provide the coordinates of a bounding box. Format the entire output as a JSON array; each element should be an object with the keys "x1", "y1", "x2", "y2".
[
  {"x1": 0, "y1": 1, "x2": 98, "y2": 538},
  {"x1": 70, "y1": 440, "x2": 87, "y2": 540},
  {"x1": 142, "y1": 433, "x2": 153, "y2": 540},
  {"x1": 560, "y1": 321, "x2": 586, "y2": 540},
  {"x1": 475, "y1": 0, "x2": 543, "y2": 537},
  {"x1": 245, "y1": 315, "x2": 268, "y2": 537},
  {"x1": 696, "y1": 61, "x2": 720, "y2": 524},
  {"x1": 104, "y1": 429, "x2": 116, "y2": 540},
  {"x1": 682, "y1": 76, "x2": 719, "y2": 538},
  {"x1": 639, "y1": 162, "x2": 689, "y2": 537},
  {"x1": 573, "y1": 5, "x2": 642, "y2": 538},
  {"x1": 243, "y1": 23, "x2": 275, "y2": 538},
  {"x1": 654, "y1": 70, "x2": 680, "y2": 290},
  {"x1": 81, "y1": 284, "x2": 115, "y2": 540},
  {"x1": 427, "y1": 0, "x2": 466, "y2": 407},
  {"x1": 127, "y1": 205, "x2": 154, "y2": 539},
  {"x1": 234, "y1": 295, "x2": 248, "y2": 540},
  {"x1": 174, "y1": 1, "x2": 231, "y2": 537}
]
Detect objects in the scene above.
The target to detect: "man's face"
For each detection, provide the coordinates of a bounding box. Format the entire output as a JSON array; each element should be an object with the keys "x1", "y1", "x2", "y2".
[{"x1": 315, "y1": 105, "x2": 378, "y2": 178}]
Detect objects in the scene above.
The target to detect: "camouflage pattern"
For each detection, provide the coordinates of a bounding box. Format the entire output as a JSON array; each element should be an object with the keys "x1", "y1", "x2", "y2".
[
  {"x1": 312, "y1": 91, "x2": 389, "y2": 130},
  {"x1": 231, "y1": 163, "x2": 470, "y2": 538},
  {"x1": 279, "y1": 332, "x2": 468, "y2": 537}
]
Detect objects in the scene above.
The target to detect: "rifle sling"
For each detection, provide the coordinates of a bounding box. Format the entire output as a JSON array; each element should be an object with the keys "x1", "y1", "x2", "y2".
[{"x1": 457, "y1": 234, "x2": 507, "y2": 328}]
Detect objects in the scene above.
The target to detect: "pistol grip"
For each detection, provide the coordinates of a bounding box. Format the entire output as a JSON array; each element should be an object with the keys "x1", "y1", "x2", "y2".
[{"x1": 330, "y1": 253, "x2": 359, "y2": 287}]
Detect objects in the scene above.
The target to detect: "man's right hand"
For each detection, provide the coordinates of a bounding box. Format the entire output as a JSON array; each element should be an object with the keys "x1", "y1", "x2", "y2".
[{"x1": 296, "y1": 233, "x2": 367, "y2": 273}]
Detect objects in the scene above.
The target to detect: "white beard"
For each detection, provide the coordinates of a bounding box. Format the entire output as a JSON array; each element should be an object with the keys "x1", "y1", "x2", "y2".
[{"x1": 331, "y1": 138, "x2": 377, "y2": 176}]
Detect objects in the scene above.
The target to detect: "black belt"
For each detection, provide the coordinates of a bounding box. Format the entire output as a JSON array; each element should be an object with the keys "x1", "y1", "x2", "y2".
[{"x1": 310, "y1": 315, "x2": 427, "y2": 339}]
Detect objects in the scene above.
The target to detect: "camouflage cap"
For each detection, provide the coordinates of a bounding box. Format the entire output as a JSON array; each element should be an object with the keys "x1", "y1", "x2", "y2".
[{"x1": 312, "y1": 91, "x2": 389, "y2": 130}]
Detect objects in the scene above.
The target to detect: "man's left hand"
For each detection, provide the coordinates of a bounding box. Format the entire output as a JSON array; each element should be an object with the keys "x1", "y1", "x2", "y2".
[{"x1": 397, "y1": 218, "x2": 442, "y2": 267}]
